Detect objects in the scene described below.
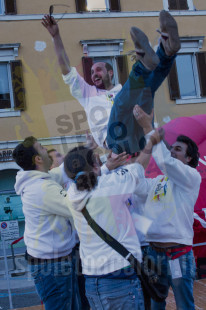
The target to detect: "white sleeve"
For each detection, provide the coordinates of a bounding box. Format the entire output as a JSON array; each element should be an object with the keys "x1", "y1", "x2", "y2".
[
  {"x1": 105, "y1": 163, "x2": 147, "y2": 195},
  {"x1": 40, "y1": 180, "x2": 73, "y2": 218},
  {"x1": 152, "y1": 141, "x2": 201, "y2": 190},
  {"x1": 100, "y1": 164, "x2": 110, "y2": 175},
  {"x1": 49, "y1": 163, "x2": 72, "y2": 188},
  {"x1": 62, "y1": 67, "x2": 97, "y2": 107}
]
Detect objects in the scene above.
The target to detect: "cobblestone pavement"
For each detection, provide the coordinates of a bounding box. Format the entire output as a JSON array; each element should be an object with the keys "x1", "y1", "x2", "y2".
[
  {"x1": 166, "y1": 278, "x2": 206, "y2": 310},
  {"x1": 1, "y1": 255, "x2": 206, "y2": 310}
]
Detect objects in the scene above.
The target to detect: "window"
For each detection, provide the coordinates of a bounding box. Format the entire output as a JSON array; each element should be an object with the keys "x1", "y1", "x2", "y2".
[
  {"x1": 75, "y1": 0, "x2": 121, "y2": 13},
  {"x1": 0, "y1": 44, "x2": 26, "y2": 116},
  {"x1": 87, "y1": 0, "x2": 108, "y2": 11},
  {"x1": 0, "y1": 63, "x2": 12, "y2": 108},
  {"x1": 163, "y1": 0, "x2": 194, "y2": 10},
  {"x1": 0, "y1": 0, "x2": 17, "y2": 15},
  {"x1": 168, "y1": 37, "x2": 206, "y2": 104},
  {"x1": 0, "y1": 0, "x2": 4, "y2": 14},
  {"x1": 80, "y1": 39, "x2": 128, "y2": 86}
]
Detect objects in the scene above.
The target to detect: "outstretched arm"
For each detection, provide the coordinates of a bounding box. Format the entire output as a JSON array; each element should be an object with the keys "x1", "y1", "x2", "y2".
[
  {"x1": 136, "y1": 128, "x2": 164, "y2": 169},
  {"x1": 132, "y1": 106, "x2": 161, "y2": 169},
  {"x1": 42, "y1": 15, "x2": 71, "y2": 75}
]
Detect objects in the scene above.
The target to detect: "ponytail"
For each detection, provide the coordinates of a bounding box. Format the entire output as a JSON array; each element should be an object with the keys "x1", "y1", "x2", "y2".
[
  {"x1": 75, "y1": 171, "x2": 97, "y2": 191},
  {"x1": 64, "y1": 146, "x2": 98, "y2": 191}
]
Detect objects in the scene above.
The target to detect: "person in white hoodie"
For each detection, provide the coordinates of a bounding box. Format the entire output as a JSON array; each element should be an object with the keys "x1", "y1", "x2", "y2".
[
  {"x1": 133, "y1": 106, "x2": 202, "y2": 310},
  {"x1": 13, "y1": 136, "x2": 127, "y2": 310},
  {"x1": 63, "y1": 129, "x2": 163, "y2": 310},
  {"x1": 13, "y1": 136, "x2": 81, "y2": 310}
]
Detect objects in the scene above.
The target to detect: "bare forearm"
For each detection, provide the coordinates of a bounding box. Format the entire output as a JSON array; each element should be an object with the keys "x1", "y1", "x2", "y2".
[
  {"x1": 53, "y1": 33, "x2": 71, "y2": 75},
  {"x1": 142, "y1": 124, "x2": 153, "y2": 135},
  {"x1": 136, "y1": 139, "x2": 153, "y2": 169}
]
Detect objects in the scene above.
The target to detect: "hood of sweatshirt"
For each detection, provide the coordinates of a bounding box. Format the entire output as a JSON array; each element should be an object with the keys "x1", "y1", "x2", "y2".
[
  {"x1": 15, "y1": 170, "x2": 51, "y2": 195},
  {"x1": 67, "y1": 182, "x2": 93, "y2": 212}
]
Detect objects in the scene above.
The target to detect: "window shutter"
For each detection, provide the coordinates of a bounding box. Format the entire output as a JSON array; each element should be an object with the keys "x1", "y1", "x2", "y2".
[
  {"x1": 179, "y1": 0, "x2": 189, "y2": 10},
  {"x1": 168, "y1": 0, "x2": 189, "y2": 10},
  {"x1": 109, "y1": 0, "x2": 121, "y2": 12},
  {"x1": 196, "y1": 52, "x2": 206, "y2": 97},
  {"x1": 167, "y1": 60, "x2": 180, "y2": 99},
  {"x1": 116, "y1": 55, "x2": 128, "y2": 86},
  {"x1": 11, "y1": 60, "x2": 26, "y2": 110},
  {"x1": 82, "y1": 57, "x2": 94, "y2": 86},
  {"x1": 4, "y1": 0, "x2": 17, "y2": 14},
  {"x1": 75, "y1": 0, "x2": 87, "y2": 12},
  {"x1": 168, "y1": 0, "x2": 178, "y2": 10}
]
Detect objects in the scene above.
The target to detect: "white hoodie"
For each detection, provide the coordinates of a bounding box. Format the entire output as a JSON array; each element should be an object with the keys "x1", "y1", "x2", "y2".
[
  {"x1": 15, "y1": 167, "x2": 77, "y2": 259},
  {"x1": 135, "y1": 141, "x2": 202, "y2": 245},
  {"x1": 67, "y1": 163, "x2": 144, "y2": 276},
  {"x1": 63, "y1": 67, "x2": 122, "y2": 148}
]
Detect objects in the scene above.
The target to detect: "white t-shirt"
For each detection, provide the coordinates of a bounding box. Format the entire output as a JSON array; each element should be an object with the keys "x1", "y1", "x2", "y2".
[{"x1": 63, "y1": 67, "x2": 122, "y2": 147}]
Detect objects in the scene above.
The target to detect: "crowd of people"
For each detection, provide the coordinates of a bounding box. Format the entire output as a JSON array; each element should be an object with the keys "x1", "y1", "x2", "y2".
[{"x1": 12, "y1": 10, "x2": 201, "y2": 310}]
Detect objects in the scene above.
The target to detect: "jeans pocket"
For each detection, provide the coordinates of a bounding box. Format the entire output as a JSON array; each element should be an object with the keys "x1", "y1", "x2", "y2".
[{"x1": 101, "y1": 290, "x2": 135, "y2": 310}]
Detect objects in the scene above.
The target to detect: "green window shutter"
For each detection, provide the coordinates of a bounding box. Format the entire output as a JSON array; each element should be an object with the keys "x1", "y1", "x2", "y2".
[
  {"x1": 168, "y1": 0, "x2": 178, "y2": 10},
  {"x1": 196, "y1": 52, "x2": 206, "y2": 97},
  {"x1": 4, "y1": 0, "x2": 17, "y2": 14},
  {"x1": 116, "y1": 55, "x2": 128, "y2": 86},
  {"x1": 11, "y1": 60, "x2": 26, "y2": 110},
  {"x1": 167, "y1": 60, "x2": 180, "y2": 99},
  {"x1": 178, "y1": 0, "x2": 189, "y2": 10},
  {"x1": 82, "y1": 57, "x2": 94, "y2": 86},
  {"x1": 109, "y1": 0, "x2": 121, "y2": 12},
  {"x1": 75, "y1": 0, "x2": 87, "y2": 12}
]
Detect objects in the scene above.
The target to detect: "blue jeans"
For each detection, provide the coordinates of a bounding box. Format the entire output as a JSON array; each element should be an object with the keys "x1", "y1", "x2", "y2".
[
  {"x1": 29, "y1": 255, "x2": 82, "y2": 310},
  {"x1": 85, "y1": 276, "x2": 145, "y2": 310},
  {"x1": 107, "y1": 44, "x2": 176, "y2": 154},
  {"x1": 143, "y1": 246, "x2": 196, "y2": 310}
]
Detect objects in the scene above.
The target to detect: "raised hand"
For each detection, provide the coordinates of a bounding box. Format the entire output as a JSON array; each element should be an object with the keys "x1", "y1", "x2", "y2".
[
  {"x1": 133, "y1": 105, "x2": 154, "y2": 134},
  {"x1": 150, "y1": 127, "x2": 165, "y2": 146},
  {"x1": 42, "y1": 15, "x2": 59, "y2": 38},
  {"x1": 106, "y1": 151, "x2": 128, "y2": 170}
]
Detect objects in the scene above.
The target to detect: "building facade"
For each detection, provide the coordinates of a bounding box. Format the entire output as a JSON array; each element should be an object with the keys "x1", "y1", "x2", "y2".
[{"x1": 0, "y1": 0, "x2": 206, "y2": 247}]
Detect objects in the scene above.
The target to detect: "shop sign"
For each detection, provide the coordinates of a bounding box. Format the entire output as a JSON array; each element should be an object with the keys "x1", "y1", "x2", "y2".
[{"x1": 0, "y1": 150, "x2": 13, "y2": 162}]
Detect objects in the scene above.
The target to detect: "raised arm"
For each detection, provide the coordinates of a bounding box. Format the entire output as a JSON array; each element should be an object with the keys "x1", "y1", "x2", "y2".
[
  {"x1": 42, "y1": 15, "x2": 71, "y2": 75},
  {"x1": 132, "y1": 106, "x2": 161, "y2": 169}
]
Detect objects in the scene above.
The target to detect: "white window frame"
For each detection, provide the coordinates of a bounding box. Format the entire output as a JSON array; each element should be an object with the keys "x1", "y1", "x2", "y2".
[
  {"x1": 163, "y1": 0, "x2": 194, "y2": 11},
  {"x1": 0, "y1": 43, "x2": 21, "y2": 117},
  {"x1": 86, "y1": 0, "x2": 110, "y2": 12},
  {"x1": 175, "y1": 37, "x2": 206, "y2": 104},
  {"x1": 80, "y1": 39, "x2": 125, "y2": 85}
]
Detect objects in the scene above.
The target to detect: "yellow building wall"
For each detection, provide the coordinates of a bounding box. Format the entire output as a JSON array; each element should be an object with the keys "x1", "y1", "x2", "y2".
[
  {"x1": 121, "y1": 0, "x2": 163, "y2": 12},
  {"x1": 194, "y1": 0, "x2": 206, "y2": 10},
  {"x1": 1, "y1": 5, "x2": 206, "y2": 142},
  {"x1": 16, "y1": 0, "x2": 165, "y2": 15},
  {"x1": 17, "y1": 0, "x2": 76, "y2": 15}
]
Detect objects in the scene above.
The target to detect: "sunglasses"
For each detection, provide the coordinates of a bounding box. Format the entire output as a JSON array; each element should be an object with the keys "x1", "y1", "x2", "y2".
[{"x1": 49, "y1": 4, "x2": 70, "y2": 23}]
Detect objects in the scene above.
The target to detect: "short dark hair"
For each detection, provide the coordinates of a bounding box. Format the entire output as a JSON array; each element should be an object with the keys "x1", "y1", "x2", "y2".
[
  {"x1": 176, "y1": 135, "x2": 200, "y2": 168},
  {"x1": 13, "y1": 136, "x2": 38, "y2": 171},
  {"x1": 64, "y1": 146, "x2": 97, "y2": 191}
]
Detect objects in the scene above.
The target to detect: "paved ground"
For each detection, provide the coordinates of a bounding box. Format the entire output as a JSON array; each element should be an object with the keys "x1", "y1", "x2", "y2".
[
  {"x1": 166, "y1": 278, "x2": 206, "y2": 310},
  {"x1": 0, "y1": 255, "x2": 41, "y2": 310},
  {"x1": 1, "y1": 255, "x2": 206, "y2": 310}
]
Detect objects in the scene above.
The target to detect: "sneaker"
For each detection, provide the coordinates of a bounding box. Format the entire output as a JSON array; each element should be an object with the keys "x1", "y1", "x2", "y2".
[
  {"x1": 130, "y1": 27, "x2": 160, "y2": 71},
  {"x1": 159, "y1": 10, "x2": 181, "y2": 56}
]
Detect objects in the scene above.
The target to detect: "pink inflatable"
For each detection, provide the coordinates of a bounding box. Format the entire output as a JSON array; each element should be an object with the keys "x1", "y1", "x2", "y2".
[{"x1": 145, "y1": 114, "x2": 206, "y2": 267}]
